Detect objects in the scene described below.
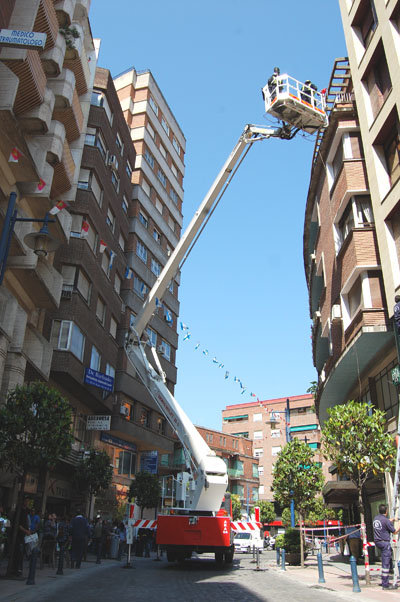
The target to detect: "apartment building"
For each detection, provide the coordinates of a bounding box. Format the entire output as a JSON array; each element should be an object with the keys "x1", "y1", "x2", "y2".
[
  {"x1": 222, "y1": 394, "x2": 327, "y2": 502},
  {"x1": 196, "y1": 426, "x2": 259, "y2": 507},
  {"x1": 0, "y1": 0, "x2": 95, "y2": 507},
  {"x1": 304, "y1": 0, "x2": 400, "y2": 512}
]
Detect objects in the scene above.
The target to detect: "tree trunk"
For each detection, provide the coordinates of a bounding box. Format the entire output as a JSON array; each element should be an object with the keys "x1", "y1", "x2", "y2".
[
  {"x1": 6, "y1": 471, "x2": 27, "y2": 577},
  {"x1": 299, "y1": 511, "x2": 305, "y2": 568},
  {"x1": 39, "y1": 469, "x2": 49, "y2": 517},
  {"x1": 358, "y1": 487, "x2": 370, "y2": 586},
  {"x1": 361, "y1": 486, "x2": 375, "y2": 564}
]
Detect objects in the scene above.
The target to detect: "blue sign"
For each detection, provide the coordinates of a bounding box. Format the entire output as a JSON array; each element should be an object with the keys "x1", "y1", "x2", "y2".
[
  {"x1": 100, "y1": 432, "x2": 137, "y2": 452},
  {"x1": 140, "y1": 451, "x2": 158, "y2": 474},
  {"x1": 84, "y1": 367, "x2": 114, "y2": 392}
]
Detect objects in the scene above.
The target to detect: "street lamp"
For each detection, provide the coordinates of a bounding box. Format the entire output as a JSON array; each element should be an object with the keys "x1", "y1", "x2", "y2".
[{"x1": 0, "y1": 192, "x2": 61, "y2": 285}]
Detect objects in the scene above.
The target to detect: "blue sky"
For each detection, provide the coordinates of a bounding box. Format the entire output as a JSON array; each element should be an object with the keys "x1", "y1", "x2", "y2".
[{"x1": 90, "y1": 1, "x2": 347, "y2": 430}]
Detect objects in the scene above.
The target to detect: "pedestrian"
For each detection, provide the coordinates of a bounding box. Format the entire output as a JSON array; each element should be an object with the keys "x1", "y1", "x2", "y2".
[
  {"x1": 93, "y1": 515, "x2": 103, "y2": 563},
  {"x1": 373, "y1": 503, "x2": 400, "y2": 590},
  {"x1": 117, "y1": 522, "x2": 126, "y2": 561},
  {"x1": 69, "y1": 509, "x2": 90, "y2": 569},
  {"x1": 12, "y1": 497, "x2": 31, "y2": 575}
]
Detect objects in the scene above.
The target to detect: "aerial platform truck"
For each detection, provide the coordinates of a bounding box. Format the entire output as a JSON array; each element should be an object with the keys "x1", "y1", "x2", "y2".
[{"x1": 125, "y1": 73, "x2": 328, "y2": 564}]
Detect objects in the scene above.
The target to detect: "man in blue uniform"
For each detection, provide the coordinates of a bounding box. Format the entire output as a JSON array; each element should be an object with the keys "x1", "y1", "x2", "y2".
[{"x1": 373, "y1": 504, "x2": 400, "y2": 589}]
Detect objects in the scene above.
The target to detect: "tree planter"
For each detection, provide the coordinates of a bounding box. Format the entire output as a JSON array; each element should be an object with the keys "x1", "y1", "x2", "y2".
[{"x1": 286, "y1": 552, "x2": 307, "y2": 566}]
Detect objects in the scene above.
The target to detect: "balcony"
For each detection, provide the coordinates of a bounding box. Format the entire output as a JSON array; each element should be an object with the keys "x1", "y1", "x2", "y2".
[
  {"x1": 227, "y1": 468, "x2": 244, "y2": 479},
  {"x1": 338, "y1": 227, "x2": 379, "y2": 289},
  {"x1": 17, "y1": 87, "x2": 55, "y2": 134},
  {"x1": 110, "y1": 415, "x2": 174, "y2": 454},
  {"x1": 51, "y1": 138, "x2": 75, "y2": 198},
  {"x1": 24, "y1": 323, "x2": 54, "y2": 379},
  {"x1": 2, "y1": 50, "x2": 47, "y2": 115},
  {"x1": 6, "y1": 252, "x2": 62, "y2": 308},
  {"x1": 53, "y1": 88, "x2": 84, "y2": 142},
  {"x1": 312, "y1": 319, "x2": 330, "y2": 372},
  {"x1": 0, "y1": 287, "x2": 19, "y2": 340},
  {"x1": 330, "y1": 160, "x2": 368, "y2": 206},
  {"x1": 34, "y1": 0, "x2": 59, "y2": 52},
  {"x1": 41, "y1": 32, "x2": 67, "y2": 77},
  {"x1": 53, "y1": 0, "x2": 76, "y2": 27},
  {"x1": 48, "y1": 67, "x2": 76, "y2": 107},
  {"x1": 18, "y1": 162, "x2": 55, "y2": 216},
  {"x1": 63, "y1": 23, "x2": 89, "y2": 95},
  {"x1": 74, "y1": 0, "x2": 90, "y2": 20}
]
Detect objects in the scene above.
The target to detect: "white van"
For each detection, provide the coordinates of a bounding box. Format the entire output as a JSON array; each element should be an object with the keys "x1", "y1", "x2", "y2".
[{"x1": 233, "y1": 530, "x2": 263, "y2": 553}]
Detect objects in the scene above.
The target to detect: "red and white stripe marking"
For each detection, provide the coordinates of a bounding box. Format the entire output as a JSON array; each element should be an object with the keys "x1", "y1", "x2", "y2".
[
  {"x1": 129, "y1": 519, "x2": 157, "y2": 529},
  {"x1": 231, "y1": 521, "x2": 262, "y2": 532}
]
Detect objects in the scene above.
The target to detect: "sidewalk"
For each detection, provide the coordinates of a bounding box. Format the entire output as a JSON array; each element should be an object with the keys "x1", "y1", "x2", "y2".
[
  {"x1": 0, "y1": 553, "x2": 124, "y2": 601},
  {"x1": 267, "y1": 552, "x2": 400, "y2": 601}
]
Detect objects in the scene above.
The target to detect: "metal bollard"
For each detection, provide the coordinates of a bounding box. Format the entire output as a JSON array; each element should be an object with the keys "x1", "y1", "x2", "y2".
[
  {"x1": 251, "y1": 544, "x2": 256, "y2": 563},
  {"x1": 255, "y1": 547, "x2": 261, "y2": 571},
  {"x1": 26, "y1": 547, "x2": 39, "y2": 585},
  {"x1": 153, "y1": 545, "x2": 161, "y2": 562},
  {"x1": 350, "y1": 555, "x2": 361, "y2": 593},
  {"x1": 276, "y1": 548, "x2": 281, "y2": 566},
  {"x1": 56, "y1": 543, "x2": 64, "y2": 575},
  {"x1": 317, "y1": 551, "x2": 325, "y2": 584},
  {"x1": 281, "y1": 548, "x2": 286, "y2": 571}
]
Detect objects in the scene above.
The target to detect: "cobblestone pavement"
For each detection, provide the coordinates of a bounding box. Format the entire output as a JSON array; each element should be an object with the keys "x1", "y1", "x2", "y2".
[{"x1": 1, "y1": 551, "x2": 355, "y2": 602}]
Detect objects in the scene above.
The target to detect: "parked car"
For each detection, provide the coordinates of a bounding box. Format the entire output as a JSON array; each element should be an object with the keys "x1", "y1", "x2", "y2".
[{"x1": 233, "y1": 531, "x2": 263, "y2": 553}]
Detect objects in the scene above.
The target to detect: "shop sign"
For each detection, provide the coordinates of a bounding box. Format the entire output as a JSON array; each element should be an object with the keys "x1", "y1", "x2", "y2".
[
  {"x1": 84, "y1": 367, "x2": 114, "y2": 392},
  {"x1": 0, "y1": 29, "x2": 47, "y2": 49},
  {"x1": 140, "y1": 451, "x2": 158, "y2": 474},
  {"x1": 100, "y1": 432, "x2": 137, "y2": 452},
  {"x1": 86, "y1": 415, "x2": 111, "y2": 431}
]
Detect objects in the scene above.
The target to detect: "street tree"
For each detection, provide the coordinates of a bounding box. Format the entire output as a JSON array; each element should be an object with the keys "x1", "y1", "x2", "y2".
[
  {"x1": 128, "y1": 471, "x2": 161, "y2": 518},
  {"x1": 305, "y1": 496, "x2": 342, "y2": 525},
  {"x1": 230, "y1": 493, "x2": 242, "y2": 520},
  {"x1": 0, "y1": 382, "x2": 72, "y2": 576},
  {"x1": 256, "y1": 500, "x2": 275, "y2": 525},
  {"x1": 272, "y1": 438, "x2": 324, "y2": 566},
  {"x1": 322, "y1": 400, "x2": 396, "y2": 583},
  {"x1": 281, "y1": 507, "x2": 298, "y2": 528},
  {"x1": 74, "y1": 448, "x2": 113, "y2": 513}
]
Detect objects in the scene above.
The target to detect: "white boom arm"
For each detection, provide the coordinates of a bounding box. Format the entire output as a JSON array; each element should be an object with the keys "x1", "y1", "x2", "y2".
[{"x1": 126, "y1": 123, "x2": 291, "y2": 512}]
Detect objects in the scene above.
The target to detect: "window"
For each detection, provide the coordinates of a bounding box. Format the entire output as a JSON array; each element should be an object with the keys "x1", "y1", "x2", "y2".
[
  {"x1": 146, "y1": 122, "x2": 155, "y2": 139},
  {"x1": 159, "y1": 144, "x2": 167, "y2": 159},
  {"x1": 159, "y1": 340, "x2": 171, "y2": 360},
  {"x1": 77, "y1": 169, "x2": 103, "y2": 206},
  {"x1": 146, "y1": 327, "x2": 157, "y2": 347},
  {"x1": 110, "y1": 316, "x2": 117, "y2": 339},
  {"x1": 122, "y1": 196, "x2": 128, "y2": 214},
  {"x1": 253, "y1": 464, "x2": 259, "y2": 478},
  {"x1": 90, "y1": 345, "x2": 101, "y2": 371},
  {"x1": 155, "y1": 198, "x2": 163, "y2": 214},
  {"x1": 51, "y1": 320, "x2": 85, "y2": 361},
  {"x1": 384, "y1": 130, "x2": 400, "y2": 188},
  {"x1": 168, "y1": 216, "x2": 175, "y2": 231},
  {"x1": 254, "y1": 448, "x2": 263, "y2": 458},
  {"x1": 253, "y1": 431, "x2": 263, "y2": 440},
  {"x1": 336, "y1": 196, "x2": 374, "y2": 251},
  {"x1": 271, "y1": 429, "x2": 281, "y2": 438},
  {"x1": 114, "y1": 273, "x2": 121, "y2": 295},
  {"x1": 258, "y1": 466, "x2": 264, "y2": 476},
  {"x1": 163, "y1": 307, "x2": 173, "y2": 325},
  {"x1": 149, "y1": 95, "x2": 158, "y2": 116},
  {"x1": 271, "y1": 446, "x2": 281, "y2": 456},
  {"x1": 139, "y1": 212, "x2": 148, "y2": 228},
  {"x1": 118, "y1": 233, "x2": 126, "y2": 251},
  {"x1": 91, "y1": 90, "x2": 113, "y2": 123},
  {"x1": 85, "y1": 128, "x2": 107, "y2": 161},
  {"x1": 348, "y1": 277, "x2": 362, "y2": 319},
  {"x1": 116, "y1": 132, "x2": 123, "y2": 155},
  {"x1": 134, "y1": 277, "x2": 148, "y2": 299},
  {"x1": 157, "y1": 169, "x2": 167, "y2": 188},
  {"x1": 139, "y1": 408, "x2": 150, "y2": 428},
  {"x1": 136, "y1": 241, "x2": 147, "y2": 263},
  {"x1": 153, "y1": 229, "x2": 161, "y2": 244},
  {"x1": 111, "y1": 171, "x2": 120, "y2": 193},
  {"x1": 77, "y1": 270, "x2": 91, "y2": 302},
  {"x1": 142, "y1": 179, "x2": 150, "y2": 197},
  {"x1": 96, "y1": 296, "x2": 106, "y2": 324},
  {"x1": 105, "y1": 363, "x2": 115, "y2": 379},
  {"x1": 206, "y1": 433, "x2": 214, "y2": 443},
  {"x1": 70, "y1": 215, "x2": 97, "y2": 252},
  {"x1": 332, "y1": 139, "x2": 343, "y2": 180},
  {"x1": 339, "y1": 201, "x2": 355, "y2": 242},
  {"x1": 106, "y1": 207, "x2": 115, "y2": 232},
  {"x1": 151, "y1": 258, "x2": 161, "y2": 276},
  {"x1": 259, "y1": 485, "x2": 265, "y2": 495},
  {"x1": 156, "y1": 417, "x2": 166, "y2": 434},
  {"x1": 169, "y1": 188, "x2": 178, "y2": 205},
  {"x1": 126, "y1": 159, "x2": 132, "y2": 179},
  {"x1": 161, "y1": 117, "x2": 170, "y2": 136},
  {"x1": 171, "y1": 163, "x2": 178, "y2": 178},
  {"x1": 365, "y1": 48, "x2": 392, "y2": 119},
  {"x1": 144, "y1": 148, "x2": 154, "y2": 168},
  {"x1": 172, "y1": 136, "x2": 180, "y2": 155},
  {"x1": 253, "y1": 413, "x2": 262, "y2": 422},
  {"x1": 101, "y1": 251, "x2": 111, "y2": 277},
  {"x1": 118, "y1": 450, "x2": 136, "y2": 477}
]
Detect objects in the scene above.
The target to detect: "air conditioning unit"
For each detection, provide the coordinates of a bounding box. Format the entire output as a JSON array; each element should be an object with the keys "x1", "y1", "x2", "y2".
[
  {"x1": 119, "y1": 405, "x2": 129, "y2": 417},
  {"x1": 310, "y1": 253, "x2": 316, "y2": 261},
  {"x1": 314, "y1": 310, "x2": 321, "y2": 320},
  {"x1": 331, "y1": 304, "x2": 342, "y2": 321},
  {"x1": 108, "y1": 154, "x2": 118, "y2": 170}
]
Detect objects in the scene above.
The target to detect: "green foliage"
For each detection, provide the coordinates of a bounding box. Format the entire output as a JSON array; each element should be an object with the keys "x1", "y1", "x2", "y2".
[
  {"x1": 275, "y1": 533, "x2": 285, "y2": 549},
  {"x1": 321, "y1": 401, "x2": 396, "y2": 493},
  {"x1": 59, "y1": 25, "x2": 80, "y2": 49},
  {"x1": 306, "y1": 381, "x2": 318, "y2": 398},
  {"x1": 0, "y1": 382, "x2": 72, "y2": 474},
  {"x1": 74, "y1": 449, "x2": 113, "y2": 497},
  {"x1": 257, "y1": 500, "x2": 276, "y2": 525},
  {"x1": 305, "y1": 496, "x2": 340, "y2": 525},
  {"x1": 272, "y1": 438, "x2": 324, "y2": 516},
  {"x1": 230, "y1": 494, "x2": 242, "y2": 520},
  {"x1": 128, "y1": 471, "x2": 161, "y2": 516},
  {"x1": 281, "y1": 507, "x2": 298, "y2": 528},
  {"x1": 280, "y1": 528, "x2": 301, "y2": 553}
]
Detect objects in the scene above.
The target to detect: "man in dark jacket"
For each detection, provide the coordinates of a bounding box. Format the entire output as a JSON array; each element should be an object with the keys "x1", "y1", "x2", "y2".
[
  {"x1": 373, "y1": 504, "x2": 400, "y2": 590},
  {"x1": 69, "y1": 510, "x2": 90, "y2": 568}
]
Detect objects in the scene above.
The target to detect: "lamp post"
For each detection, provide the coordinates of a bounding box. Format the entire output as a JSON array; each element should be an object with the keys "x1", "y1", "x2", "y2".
[{"x1": 0, "y1": 192, "x2": 61, "y2": 285}]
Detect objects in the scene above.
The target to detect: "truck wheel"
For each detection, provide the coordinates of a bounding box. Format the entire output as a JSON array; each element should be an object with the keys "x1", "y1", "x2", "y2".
[
  {"x1": 224, "y1": 548, "x2": 234, "y2": 564},
  {"x1": 166, "y1": 549, "x2": 175, "y2": 562},
  {"x1": 215, "y1": 552, "x2": 224, "y2": 565}
]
